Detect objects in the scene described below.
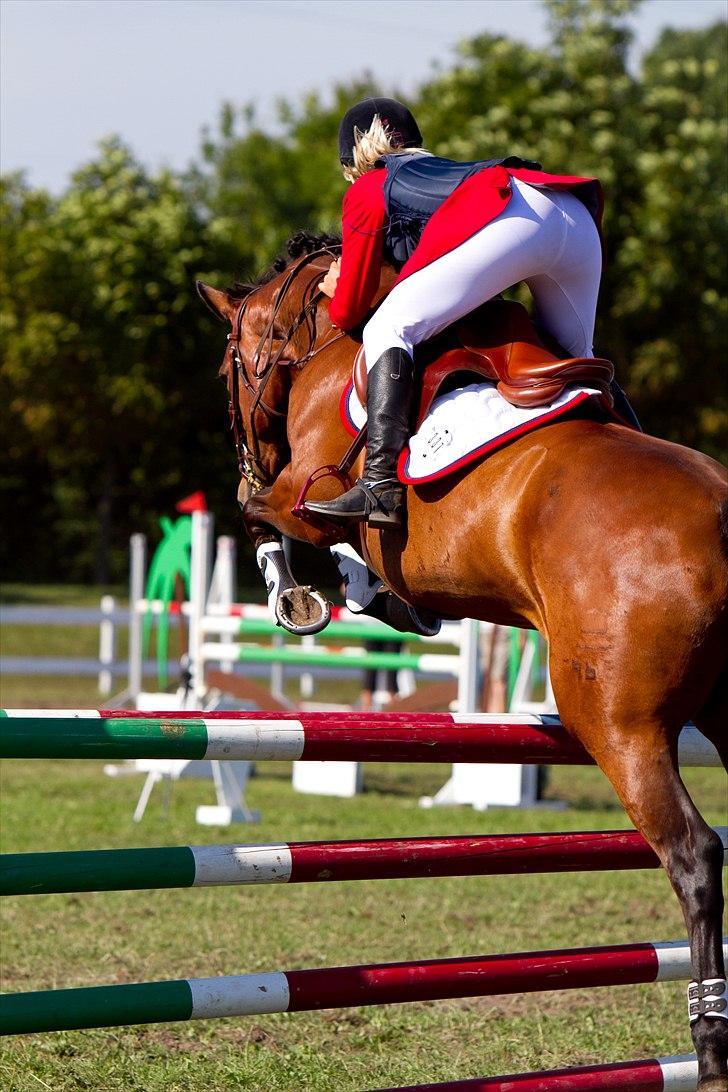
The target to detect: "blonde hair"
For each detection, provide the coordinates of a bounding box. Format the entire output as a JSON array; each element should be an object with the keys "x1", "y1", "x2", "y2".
[{"x1": 342, "y1": 115, "x2": 426, "y2": 182}]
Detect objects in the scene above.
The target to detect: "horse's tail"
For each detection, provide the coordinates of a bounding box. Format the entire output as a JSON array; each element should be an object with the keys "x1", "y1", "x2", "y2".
[
  {"x1": 692, "y1": 491, "x2": 728, "y2": 768},
  {"x1": 720, "y1": 493, "x2": 728, "y2": 561}
]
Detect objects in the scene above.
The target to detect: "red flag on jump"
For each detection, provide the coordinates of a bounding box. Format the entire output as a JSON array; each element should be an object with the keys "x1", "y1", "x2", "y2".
[{"x1": 175, "y1": 491, "x2": 208, "y2": 513}]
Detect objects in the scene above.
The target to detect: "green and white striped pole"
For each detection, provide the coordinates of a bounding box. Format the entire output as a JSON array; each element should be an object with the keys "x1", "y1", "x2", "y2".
[
  {"x1": 198, "y1": 643, "x2": 460, "y2": 673},
  {"x1": 7, "y1": 829, "x2": 726, "y2": 896}
]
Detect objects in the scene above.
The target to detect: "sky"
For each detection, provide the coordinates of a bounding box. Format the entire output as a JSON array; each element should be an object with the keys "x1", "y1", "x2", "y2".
[{"x1": 2, "y1": 0, "x2": 726, "y2": 192}]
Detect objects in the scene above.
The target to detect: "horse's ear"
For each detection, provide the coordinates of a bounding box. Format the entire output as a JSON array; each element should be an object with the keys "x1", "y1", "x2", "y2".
[{"x1": 196, "y1": 281, "x2": 240, "y2": 324}]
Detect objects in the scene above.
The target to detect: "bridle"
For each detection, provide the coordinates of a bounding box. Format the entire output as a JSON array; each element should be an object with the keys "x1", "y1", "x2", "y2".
[{"x1": 225, "y1": 248, "x2": 345, "y2": 494}]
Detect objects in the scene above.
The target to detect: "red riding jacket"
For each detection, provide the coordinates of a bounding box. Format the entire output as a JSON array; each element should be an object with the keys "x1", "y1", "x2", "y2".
[{"x1": 328, "y1": 165, "x2": 604, "y2": 331}]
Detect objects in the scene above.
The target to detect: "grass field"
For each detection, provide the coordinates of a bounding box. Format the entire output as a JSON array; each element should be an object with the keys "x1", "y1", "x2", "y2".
[{"x1": 1, "y1": 590, "x2": 727, "y2": 1091}]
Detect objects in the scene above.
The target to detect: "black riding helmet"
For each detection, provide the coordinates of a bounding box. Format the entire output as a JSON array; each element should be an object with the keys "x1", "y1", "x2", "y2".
[{"x1": 338, "y1": 97, "x2": 423, "y2": 166}]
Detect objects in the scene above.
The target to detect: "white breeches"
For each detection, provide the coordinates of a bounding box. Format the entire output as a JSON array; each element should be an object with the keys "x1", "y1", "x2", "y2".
[{"x1": 363, "y1": 177, "x2": 603, "y2": 368}]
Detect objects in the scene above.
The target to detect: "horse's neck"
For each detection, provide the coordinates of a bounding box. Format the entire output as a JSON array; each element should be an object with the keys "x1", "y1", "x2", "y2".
[{"x1": 288, "y1": 339, "x2": 355, "y2": 463}]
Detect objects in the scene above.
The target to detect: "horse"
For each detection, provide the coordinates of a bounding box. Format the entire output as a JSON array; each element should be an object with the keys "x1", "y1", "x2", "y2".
[{"x1": 197, "y1": 234, "x2": 728, "y2": 1089}]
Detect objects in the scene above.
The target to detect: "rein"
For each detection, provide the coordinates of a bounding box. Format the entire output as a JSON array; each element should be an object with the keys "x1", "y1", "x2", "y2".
[{"x1": 226, "y1": 248, "x2": 345, "y2": 492}]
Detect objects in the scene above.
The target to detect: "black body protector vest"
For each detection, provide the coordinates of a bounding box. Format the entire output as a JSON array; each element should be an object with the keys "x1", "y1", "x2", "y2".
[{"x1": 381, "y1": 152, "x2": 541, "y2": 269}]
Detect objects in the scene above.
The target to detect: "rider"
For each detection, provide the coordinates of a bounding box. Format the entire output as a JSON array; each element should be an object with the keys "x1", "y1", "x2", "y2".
[{"x1": 305, "y1": 96, "x2": 639, "y2": 530}]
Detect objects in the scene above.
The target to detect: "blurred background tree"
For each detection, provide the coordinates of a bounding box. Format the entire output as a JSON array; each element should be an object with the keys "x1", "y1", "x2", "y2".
[
  {"x1": 190, "y1": 79, "x2": 380, "y2": 277},
  {"x1": 1, "y1": 141, "x2": 239, "y2": 582},
  {"x1": 613, "y1": 20, "x2": 728, "y2": 452},
  {"x1": 1, "y1": 0, "x2": 725, "y2": 583}
]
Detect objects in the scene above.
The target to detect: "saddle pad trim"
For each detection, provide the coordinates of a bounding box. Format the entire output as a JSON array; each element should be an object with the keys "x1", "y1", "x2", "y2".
[
  {"x1": 397, "y1": 390, "x2": 599, "y2": 484},
  {"x1": 340, "y1": 380, "x2": 626, "y2": 486},
  {"x1": 341, "y1": 379, "x2": 363, "y2": 439}
]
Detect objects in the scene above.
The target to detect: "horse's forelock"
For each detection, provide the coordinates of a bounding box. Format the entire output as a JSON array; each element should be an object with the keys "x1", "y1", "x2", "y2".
[
  {"x1": 228, "y1": 282, "x2": 255, "y2": 299},
  {"x1": 228, "y1": 232, "x2": 340, "y2": 307}
]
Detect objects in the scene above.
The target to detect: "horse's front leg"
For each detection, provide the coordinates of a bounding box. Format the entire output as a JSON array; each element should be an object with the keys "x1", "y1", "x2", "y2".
[
  {"x1": 241, "y1": 471, "x2": 442, "y2": 639},
  {"x1": 240, "y1": 470, "x2": 334, "y2": 635}
]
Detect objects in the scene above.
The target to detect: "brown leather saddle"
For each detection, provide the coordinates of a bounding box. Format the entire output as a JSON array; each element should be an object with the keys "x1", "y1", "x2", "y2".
[{"x1": 353, "y1": 299, "x2": 614, "y2": 429}]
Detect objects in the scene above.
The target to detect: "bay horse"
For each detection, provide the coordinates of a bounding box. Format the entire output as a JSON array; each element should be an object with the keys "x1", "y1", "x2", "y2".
[{"x1": 198, "y1": 235, "x2": 728, "y2": 1089}]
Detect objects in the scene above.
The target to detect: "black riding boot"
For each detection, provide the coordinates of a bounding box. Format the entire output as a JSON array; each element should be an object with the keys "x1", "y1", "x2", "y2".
[{"x1": 305, "y1": 348, "x2": 414, "y2": 529}]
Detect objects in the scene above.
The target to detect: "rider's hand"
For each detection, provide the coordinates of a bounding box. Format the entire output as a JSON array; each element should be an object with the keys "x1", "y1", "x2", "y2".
[{"x1": 319, "y1": 258, "x2": 341, "y2": 298}]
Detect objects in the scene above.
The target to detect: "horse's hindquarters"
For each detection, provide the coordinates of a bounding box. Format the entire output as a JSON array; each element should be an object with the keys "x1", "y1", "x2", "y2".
[{"x1": 370, "y1": 421, "x2": 728, "y2": 728}]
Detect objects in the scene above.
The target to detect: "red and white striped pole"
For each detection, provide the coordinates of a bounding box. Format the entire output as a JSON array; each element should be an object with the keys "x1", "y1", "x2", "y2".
[
  {"x1": 373, "y1": 1053, "x2": 698, "y2": 1091},
  {"x1": 3, "y1": 940, "x2": 721, "y2": 1035}
]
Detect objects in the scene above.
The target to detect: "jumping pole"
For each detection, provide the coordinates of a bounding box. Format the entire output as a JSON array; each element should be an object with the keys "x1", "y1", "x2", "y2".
[
  {"x1": 372, "y1": 1053, "x2": 700, "y2": 1091},
  {"x1": 0, "y1": 711, "x2": 720, "y2": 766},
  {"x1": 2, "y1": 939, "x2": 718, "y2": 1036},
  {"x1": 6, "y1": 828, "x2": 726, "y2": 896}
]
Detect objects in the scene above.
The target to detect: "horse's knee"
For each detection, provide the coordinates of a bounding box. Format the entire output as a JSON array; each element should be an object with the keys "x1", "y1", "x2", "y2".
[
  {"x1": 240, "y1": 497, "x2": 276, "y2": 544},
  {"x1": 240, "y1": 486, "x2": 292, "y2": 543},
  {"x1": 668, "y1": 823, "x2": 725, "y2": 905},
  {"x1": 699, "y1": 827, "x2": 726, "y2": 878}
]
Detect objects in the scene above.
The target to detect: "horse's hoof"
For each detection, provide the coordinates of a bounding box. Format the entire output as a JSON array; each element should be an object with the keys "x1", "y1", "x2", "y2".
[{"x1": 275, "y1": 586, "x2": 331, "y2": 635}]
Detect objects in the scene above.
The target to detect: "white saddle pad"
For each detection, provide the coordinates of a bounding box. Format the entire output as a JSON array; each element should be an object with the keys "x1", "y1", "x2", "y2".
[{"x1": 342, "y1": 379, "x2": 607, "y2": 484}]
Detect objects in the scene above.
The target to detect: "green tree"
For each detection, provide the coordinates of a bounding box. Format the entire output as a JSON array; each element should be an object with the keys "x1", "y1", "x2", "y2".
[
  {"x1": 1, "y1": 175, "x2": 61, "y2": 579},
  {"x1": 1, "y1": 141, "x2": 236, "y2": 581},
  {"x1": 192, "y1": 78, "x2": 387, "y2": 280},
  {"x1": 2, "y1": 1, "x2": 725, "y2": 585},
  {"x1": 407, "y1": 0, "x2": 726, "y2": 454},
  {"x1": 613, "y1": 21, "x2": 728, "y2": 455},
  {"x1": 416, "y1": 1, "x2": 640, "y2": 366}
]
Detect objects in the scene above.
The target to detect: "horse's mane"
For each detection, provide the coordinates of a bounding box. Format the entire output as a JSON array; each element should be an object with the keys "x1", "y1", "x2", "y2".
[{"x1": 229, "y1": 231, "x2": 341, "y2": 299}]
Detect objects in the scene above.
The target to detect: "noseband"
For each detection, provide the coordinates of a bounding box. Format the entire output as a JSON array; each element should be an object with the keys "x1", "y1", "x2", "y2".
[{"x1": 225, "y1": 247, "x2": 343, "y2": 494}]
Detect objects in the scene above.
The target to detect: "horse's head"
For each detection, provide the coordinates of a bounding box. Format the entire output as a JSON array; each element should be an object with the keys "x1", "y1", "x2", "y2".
[{"x1": 197, "y1": 236, "x2": 339, "y2": 504}]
